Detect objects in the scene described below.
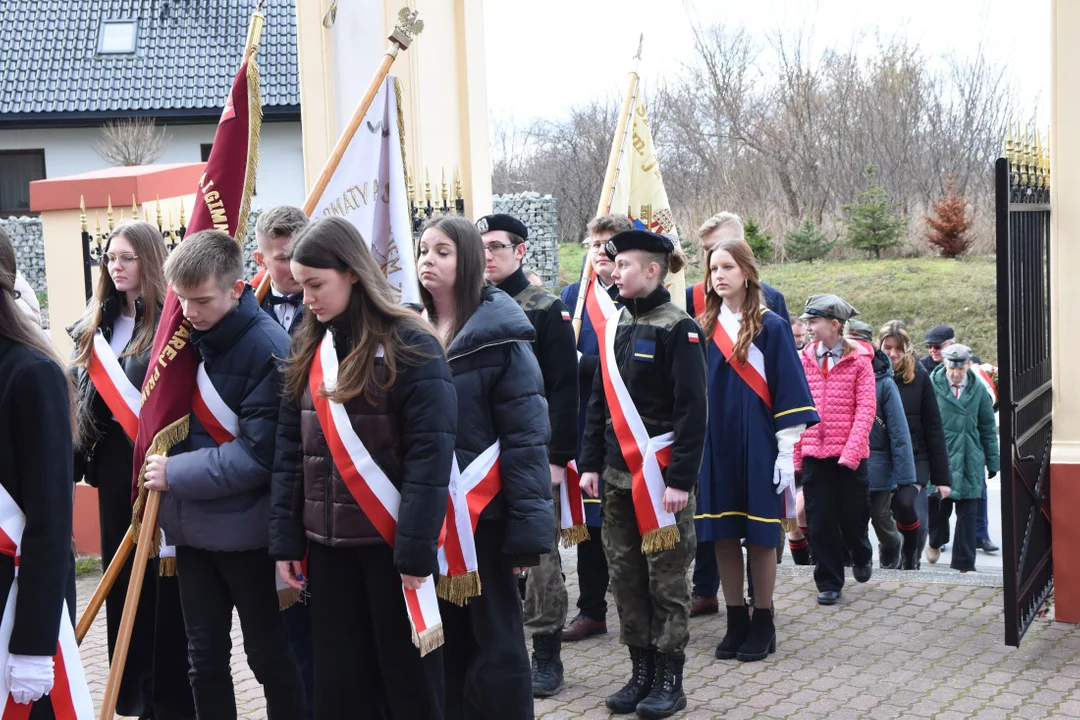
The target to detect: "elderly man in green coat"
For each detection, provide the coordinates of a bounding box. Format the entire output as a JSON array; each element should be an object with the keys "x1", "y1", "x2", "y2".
[{"x1": 926, "y1": 344, "x2": 1000, "y2": 573}]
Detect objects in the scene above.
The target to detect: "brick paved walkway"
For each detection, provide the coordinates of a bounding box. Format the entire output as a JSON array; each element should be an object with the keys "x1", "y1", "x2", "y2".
[{"x1": 77, "y1": 560, "x2": 1080, "y2": 719}]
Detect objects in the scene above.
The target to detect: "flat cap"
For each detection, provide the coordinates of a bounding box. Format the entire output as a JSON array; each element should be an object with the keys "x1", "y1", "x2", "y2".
[
  {"x1": 924, "y1": 324, "x2": 955, "y2": 346},
  {"x1": 800, "y1": 294, "x2": 859, "y2": 323},
  {"x1": 845, "y1": 319, "x2": 874, "y2": 343},
  {"x1": 604, "y1": 229, "x2": 676, "y2": 260},
  {"x1": 476, "y1": 214, "x2": 528, "y2": 241},
  {"x1": 942, "y1": 343, "x2": 973, "y2": 368}
]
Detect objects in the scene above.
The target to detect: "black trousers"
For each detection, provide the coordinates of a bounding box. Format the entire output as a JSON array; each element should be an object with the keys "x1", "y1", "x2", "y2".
[
  {"x1": 307, "y1": 541, "x2": 444, "y2": 720},
  {"x1": 96, "y1": 423, "x2": 194, "y2": 719},
  {"x1": 175, "y1": 546, "x2": 306, "y2": 720},
  {"x1": 282, "y1": 598, "x2": 315, "y2": 720},
  {"x1": 441, "y1": 519, "x2": 533, "y2": 720},
  {"x1": 576, "y1": 525, "x2": 609, "y2": 621},
  {"x1": 803, "y1": 457, "x2": 872, "y2": 593},
  {"x1": 928, "y1": 496, "x2": 978, "y2": 572}
]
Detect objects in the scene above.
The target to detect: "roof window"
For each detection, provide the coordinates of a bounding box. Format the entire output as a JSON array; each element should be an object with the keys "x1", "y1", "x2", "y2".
[{"x1": 99, "y1": 20, "x2": 138, "y2": 54}]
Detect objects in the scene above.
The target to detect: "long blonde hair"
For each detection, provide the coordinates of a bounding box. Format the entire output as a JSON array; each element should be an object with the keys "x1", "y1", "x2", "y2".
[
  {"x1": 878, "y1": 320, "x2": 917, "y2": 383},
  {"x1": 72, "y1": 221, "x2": 167, "y2": 366},
  {"x1": 697, "y1": 239, "x2": 764, "y2": 364}
]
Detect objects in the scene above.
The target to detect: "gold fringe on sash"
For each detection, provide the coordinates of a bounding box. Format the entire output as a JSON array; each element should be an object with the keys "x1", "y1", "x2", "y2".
[
  {"x1": 413, "y1": 623, "x2": 445, "y2": 658},
  {"x1": 641, "y1": 524, "x2": 680, "y2": 554},
  {"x1": 160, "y1": 557, "x2": 177, "y2": 577},
  {"x1": 559, "y1": 524, "x2": 590, "y2": 549},
  {"x1": 436, "y1": 571, "x2": 481, "y2": 606},
  {"x1": 780, "y1": 518, "x2": 799, "y2": 534},
  {"x1": 278, "y1": 587, "x2": 303, "y2": 612}
]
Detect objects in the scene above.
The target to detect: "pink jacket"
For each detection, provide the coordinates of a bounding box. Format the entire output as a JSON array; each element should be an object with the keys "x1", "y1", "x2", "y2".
[{"x1": 794, "y1": 340, "x2": 877, "y2": 471}]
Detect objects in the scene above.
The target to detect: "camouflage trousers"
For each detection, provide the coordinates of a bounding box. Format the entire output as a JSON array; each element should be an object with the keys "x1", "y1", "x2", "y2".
[
  {"x1": 524, "y1": 492, "x2": 568, "y2": 636},
  {"x1": 601, "y1": 468, "x2": 695, "y2": 653}
]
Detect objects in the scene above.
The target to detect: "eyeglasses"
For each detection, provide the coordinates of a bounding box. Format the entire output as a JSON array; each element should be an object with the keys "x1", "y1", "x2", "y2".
[
  {"x1": 587, "y1": 242, "x2": 606, "y2": 252},
  {"x1": 483, "y1": 242, "x2": 517, "y2": 254},
  {"x1": 103, "y1": 252, "x2": 139, "y2": 266}
]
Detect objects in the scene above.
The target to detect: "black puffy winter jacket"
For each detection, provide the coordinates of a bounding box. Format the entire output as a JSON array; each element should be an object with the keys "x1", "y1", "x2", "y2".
[
  {"x1": 894, "y1": 362, "x2": 952, "y2": 487},
  {"x1": 447, "y1": 286, "x2": 554, "y2": 566}
]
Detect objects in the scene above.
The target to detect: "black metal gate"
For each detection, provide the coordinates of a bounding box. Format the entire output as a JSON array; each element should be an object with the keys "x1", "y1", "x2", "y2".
[{"x1": 995, "y1": 150, "x2": 1053, "y2": 647}]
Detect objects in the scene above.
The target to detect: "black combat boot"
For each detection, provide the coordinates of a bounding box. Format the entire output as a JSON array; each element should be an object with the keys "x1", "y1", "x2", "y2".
[
  {"x1": 879, "y1": 543, "x2": 901, "y2": 570},
  {"x1": 788, "y1": 536, "x2": 813, "y2": 565},
  {"x1": 736, "y1": 607, "x2": 776, "y2": 662},
  {"x1": 899, "y1": 526, "x2": 921, "y2": 570},
  {"x1": 605, "y1": 646, "x2": 655, "y2": 713},
  {"x1": 636, "y1": 651, "x2": 686, "y2": 719},
  {"x1": 714, "y1": 604, "x2": 751, "y2": 659},
  {"x1": 531, "y1": 630, "x2": 564, "y2": 698}
]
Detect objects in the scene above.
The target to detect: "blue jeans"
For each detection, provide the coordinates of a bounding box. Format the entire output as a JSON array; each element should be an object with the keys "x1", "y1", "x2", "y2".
[{"x1": 977, "y1": 479, "x2": 990, "y2": 543}]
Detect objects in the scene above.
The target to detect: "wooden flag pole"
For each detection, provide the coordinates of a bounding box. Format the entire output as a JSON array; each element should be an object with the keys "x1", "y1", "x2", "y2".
[
  {"x1": 256, "y1": 5, "x2": 425, "y2": 304},
  {"x1": 571, "y1": 36, "x2": 643, "y2": 341},
  {"x1": 75, "y1": 526, "x2": 133, "y2": 645},
  {"x1": 98, "y1": 491, "x2": 162, "y2": 719}
]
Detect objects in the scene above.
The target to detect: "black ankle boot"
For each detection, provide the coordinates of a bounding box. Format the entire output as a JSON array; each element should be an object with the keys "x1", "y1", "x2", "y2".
[
  {"x1": 715, "y1": 604, "x2": 751, "y2": 659},
  {"x1": 736, "y1": 607, "x2": 776, "y2": 662},
  {"x1": 879, "y1": 543, "x2": 901, "y2": 569},
  {"x1": 605, "y1": 646, "x2": 655, "y2": 713},
  {"x1": 531, "y1": 630, "x2": 564, "y2": 698},
  {"x1": 636, "y1": 651, "x2": 686, "y2": 719},
  {"x1": 788, "y1": 537, "x2": 812, "y2": 565},
  {"x1": 899, "y1": 526, "x2": 921, "y2": 570}
]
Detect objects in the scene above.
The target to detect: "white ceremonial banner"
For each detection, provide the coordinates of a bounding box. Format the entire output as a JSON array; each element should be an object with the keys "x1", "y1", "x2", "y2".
[{"x1": 311, "y1": 76, "x2": 421, "y2": 305}]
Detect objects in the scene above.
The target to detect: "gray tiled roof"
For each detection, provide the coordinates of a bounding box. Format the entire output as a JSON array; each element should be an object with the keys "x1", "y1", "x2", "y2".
[{"x1": 0, "y1": 0, "x2": 299, "y2": 122}]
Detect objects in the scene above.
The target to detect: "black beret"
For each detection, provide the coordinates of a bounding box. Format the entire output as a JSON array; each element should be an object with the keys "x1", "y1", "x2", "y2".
[
  {"x1": 924, "y1": 324, "x2": 955, "y2": 346},
  {"x1": 476, "y1": 214, "x2": 528, "y2": 241},
  {"x1": 604, "y1": 229, "x2": 676, "y2": 260}
]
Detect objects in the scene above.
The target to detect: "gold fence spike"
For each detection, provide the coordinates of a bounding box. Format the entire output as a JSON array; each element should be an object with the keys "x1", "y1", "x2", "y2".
[
  {"x1": 107, "y1": 196, "x2": 114, "y2": 231},
  {"x1": 179, "y1": 196, "x2": 186, "y2": 227},
  {"x1": 156, "y1": 196, "x2": 163, "y2": 229},
  {"x1": 80, "y1": 195, "x2": 87, "y2": 233},
  {"x1": 132, "y1": 194, "x2": 139, "y2": 218}
]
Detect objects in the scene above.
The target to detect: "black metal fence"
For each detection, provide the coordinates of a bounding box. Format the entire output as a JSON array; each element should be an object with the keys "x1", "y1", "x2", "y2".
[{"x1": 995, "y1": 135, "x2": 1053, "y2": 646}]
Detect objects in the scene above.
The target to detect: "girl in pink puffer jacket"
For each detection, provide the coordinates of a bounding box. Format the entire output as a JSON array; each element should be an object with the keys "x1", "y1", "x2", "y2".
[{"x1": 794, "y1": 294, "x2": 877, "y2": 606}]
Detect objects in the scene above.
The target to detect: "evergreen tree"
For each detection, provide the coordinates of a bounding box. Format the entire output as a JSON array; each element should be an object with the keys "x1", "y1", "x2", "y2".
[
  {"x1": 743, "y1": 217, "x2": 774, "y2": 263},
  {"x1": 843, "y1": 164, "x2": 907, "y2": 259},
  {"x1": 785, "y1": 219, "x2": 836, "y2": 263},
  {"x1": 923, "y1": 174, "x2": 974, "y2": 259}
]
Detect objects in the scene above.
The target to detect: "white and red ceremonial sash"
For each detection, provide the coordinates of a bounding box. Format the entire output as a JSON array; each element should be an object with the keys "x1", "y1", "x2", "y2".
[
  {"x1": 584, "y1": 276, "x2": 619, "y2": 332},
  {"x1": 598, "y1": 308, "x2": 677, "y2": 553},
  {"x1": 712, "y1": 309, "x2": 797, "y2": 527},
  {"x1": 559, "y1": 461, "x2": 587, "y2": 547},
  {"x1": 87, "y1": 330, "x2": 141, "y2": 442},
  {"x1": 0, "y1": 485, "x2": 93, "y2": 719},
  {"x1": 436, "y1": 442, "x2": 501, "y2": 605},
  {"x1": 310, "y1": 332, "x2": 443, "y2": 654},
  {"x1": 692, "y1": 281, "x2": 706, "y2": 317},
  {"x1": 975, "y1": 365, "x2": 998, "y2": 405}
]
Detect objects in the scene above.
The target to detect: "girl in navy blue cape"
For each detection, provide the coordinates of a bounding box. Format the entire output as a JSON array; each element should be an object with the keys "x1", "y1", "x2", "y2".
[{"x1": 694, "y1": 239, "x2": 818, "y2": 664}]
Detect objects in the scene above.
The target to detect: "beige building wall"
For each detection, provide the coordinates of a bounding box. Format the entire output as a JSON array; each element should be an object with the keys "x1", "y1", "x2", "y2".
[{"x1": 294, "y1": 0, "x2": 492, "y2": 219}]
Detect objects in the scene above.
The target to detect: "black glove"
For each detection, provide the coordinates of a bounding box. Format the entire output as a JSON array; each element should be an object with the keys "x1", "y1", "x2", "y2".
[{"x1": 988, "y1": 471, "x2": 997, "y2": 479}]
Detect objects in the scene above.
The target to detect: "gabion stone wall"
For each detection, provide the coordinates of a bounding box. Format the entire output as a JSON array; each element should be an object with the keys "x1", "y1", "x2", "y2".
[
  {"x1": 491, "y1": 193, "x2": 559, "y2": 288},
  {"x1": 1, "y1": 216, "x2": 46, "y2": 294}
]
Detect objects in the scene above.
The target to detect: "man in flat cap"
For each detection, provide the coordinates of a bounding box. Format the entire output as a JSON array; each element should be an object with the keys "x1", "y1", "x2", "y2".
[
  {"x1": 795, "y1": 294, "x2": 878, "y2": 605},
  {"x1": 926, "y1": 345, "x2": 1000, "y2": 572},
  {"x1": 477, "y1": 213, "x2": 579, "y2": 698},
  {"x1": 578, "y1": 230, "x2": 706, "y2": 718}
]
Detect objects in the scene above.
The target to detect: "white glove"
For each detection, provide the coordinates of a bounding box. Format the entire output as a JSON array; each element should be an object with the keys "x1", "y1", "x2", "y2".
[
  {"x1": 6, "y1": 654, "x2": 54, "y2": 704},
  {"x1": 773, "y1": 425, "x2": 806, "y2": 496}
]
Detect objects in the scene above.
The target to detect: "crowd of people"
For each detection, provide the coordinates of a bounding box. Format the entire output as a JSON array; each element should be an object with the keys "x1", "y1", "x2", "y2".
[{"x1": 0, "y1": 204, "x2": 1001, "y2": 720}]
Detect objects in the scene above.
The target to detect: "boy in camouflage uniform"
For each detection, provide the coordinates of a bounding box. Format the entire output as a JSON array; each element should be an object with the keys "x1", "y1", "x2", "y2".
[
  {"x1": 579, "y1": 230, "x2": 708, "y2": 719},
  {"x1": 478, "y1": 214, "x2": 579, "y2": 698}
]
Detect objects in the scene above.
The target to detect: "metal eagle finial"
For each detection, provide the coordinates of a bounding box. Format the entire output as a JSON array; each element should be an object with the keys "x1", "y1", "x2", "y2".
[{"x1": 397, "y1": 7, "x2": 424, "y2": 40}]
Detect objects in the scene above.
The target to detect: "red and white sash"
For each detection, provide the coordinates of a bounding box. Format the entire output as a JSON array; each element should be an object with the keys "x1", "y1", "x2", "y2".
[
  {"x1": 436, "y1": 443, "x2": 501, "y2": 605},
  {"x1": 975, "y1": 364, "x2": 998, "y2": 405},
  {"x1": 0, "y1": 484, "x2": 93, "y2": 719},
  {"x1": 692, "y1": 281, "x2": 706, "y2": 317},
  {"x1": 584, "y1": 276, "x2": 619, "y2": 331},
  {"x1": 87, "y1": 330, "x2": 141, "y2": 442},
  {"x1": 559, "y1": 461, "x2": 587, "y2": 546},
  {"x1": 188, "y1": 363, "x2": 298, "y2": 607},
  {"x1": 598, "y1": 308, "x2": 677, "y2": 553},
  {"x1": 310, "y1": 332, "x2": 443, "y2": 655},
  {"x1": 712, "y1": 309, "x2": 796, "y2": 526}
]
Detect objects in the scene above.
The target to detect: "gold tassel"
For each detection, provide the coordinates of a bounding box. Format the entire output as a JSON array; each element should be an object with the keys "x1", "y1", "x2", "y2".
[
  {"x1": 436, "y1": 572, "x2": 482, "y2": 606},
  {"x1": 234, "y1": 56, "x2": 262, "y2": 245},
  {"x1": 559, "y1": 524, "x2": 590, "y2": 549},
  {"x1": 780, "y1": 518, "x2": 799, "y2": 534},
  {"x1": 640, "y1": 525, "x2": 680, "y2": 554},
  {"x1": 159, "y1": 557, "x2": 177, "y2": 577},
  {"x1": 130, "y1": 416, "x2": 190, "y2": 551},
  {"x1": 413, "y1": 624, "x2": 445, "y2": 657},
  {"x1": 278, "y1": 587, "x2": 303, "y2": 611}
]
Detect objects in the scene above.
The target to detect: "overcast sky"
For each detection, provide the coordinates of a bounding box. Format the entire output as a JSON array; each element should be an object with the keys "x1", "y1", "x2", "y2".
[{"x1": 482, "y1": 0, "x2": 1051, "y2": 126}]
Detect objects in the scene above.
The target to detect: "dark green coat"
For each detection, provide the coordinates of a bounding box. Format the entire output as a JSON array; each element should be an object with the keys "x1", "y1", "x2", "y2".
[{"x1": 930, "y1": 366, "x2": 1000, "y2": 500}]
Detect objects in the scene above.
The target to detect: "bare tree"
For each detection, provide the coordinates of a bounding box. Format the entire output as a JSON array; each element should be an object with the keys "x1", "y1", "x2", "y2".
[{"x1": 93, "y1": 118, "x2": 172, "y2": 166}]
